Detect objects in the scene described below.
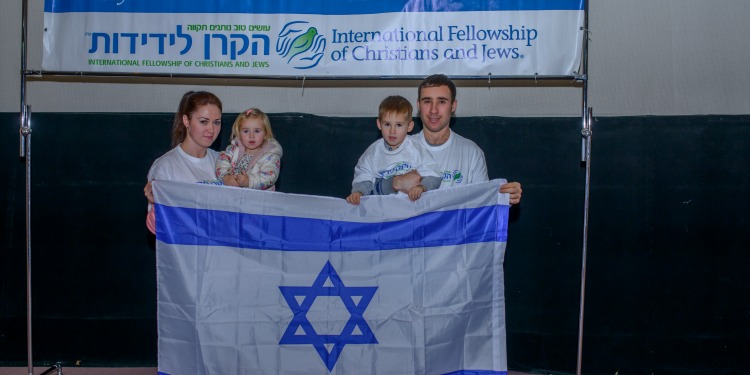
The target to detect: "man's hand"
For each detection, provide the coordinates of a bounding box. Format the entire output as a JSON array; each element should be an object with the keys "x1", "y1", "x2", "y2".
[
  {"x1": 346, "y1": 192, "x2": 363, "y2": 205},
  {"x1": 392, "y1": 170, "x2": 422, "y2": 193},
  {"x1": 500, "y1": 182, "x2": 523, "y2": 205}
]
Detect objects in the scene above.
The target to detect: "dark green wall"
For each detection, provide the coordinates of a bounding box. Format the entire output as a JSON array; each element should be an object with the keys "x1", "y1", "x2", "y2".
[{"x1": 1, "y1": 113, "x2": 748, "y2": 374}]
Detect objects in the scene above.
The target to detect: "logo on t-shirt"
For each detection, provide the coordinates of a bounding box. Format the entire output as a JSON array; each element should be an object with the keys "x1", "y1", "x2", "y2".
[
  {"x1": 452, "y1": 170, "x2": 463, "y2": 183},
  {"x1": 442, "y1": 170, "x2": 463, "y2": 184},
  {"x1": 378, "y1": 162, "x2": 415, "y2": 179}
]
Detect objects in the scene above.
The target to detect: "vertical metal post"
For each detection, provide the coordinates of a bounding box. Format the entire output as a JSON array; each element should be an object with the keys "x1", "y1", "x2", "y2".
[
  {"x1": 20, "y1": 0, "x2": 27, "y2": 158},
  {"x1": 576, "y1": 1, "x2": 591, "y2": 375},
  {"x1": 20, "y1": 0, "x2": 33, "y2": 374},
  {"x1": 577, "y1": 107, "x2": 592, "y2": 375},
  {"x1": 22, "y1": 107, "x2": 32, "y2": 375}
]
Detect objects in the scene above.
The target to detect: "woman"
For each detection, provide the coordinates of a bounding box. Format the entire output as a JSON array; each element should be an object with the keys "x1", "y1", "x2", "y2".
[{"x1": 144, "y1": 91, "x2": 223, "y2": 233}]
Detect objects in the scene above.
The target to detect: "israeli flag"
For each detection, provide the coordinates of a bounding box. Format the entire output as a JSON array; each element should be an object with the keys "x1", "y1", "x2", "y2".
[{"x1": 153, "y1": 180, "x2": 509, "y2": 375}]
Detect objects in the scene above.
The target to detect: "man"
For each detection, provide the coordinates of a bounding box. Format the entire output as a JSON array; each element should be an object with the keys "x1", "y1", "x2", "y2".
[{"x1": 375, "y1": 74, "x2": 523, "y2": 204}]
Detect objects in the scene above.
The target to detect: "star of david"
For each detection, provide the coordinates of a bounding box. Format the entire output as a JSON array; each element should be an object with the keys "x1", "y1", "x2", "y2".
[{"x1": 279, "y1": 261, "x2": 378, "y2": 371}]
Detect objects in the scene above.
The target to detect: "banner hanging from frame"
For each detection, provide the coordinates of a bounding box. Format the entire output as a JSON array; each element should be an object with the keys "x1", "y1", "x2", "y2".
[{"x1": 43, "y1": 1, "x2": 584, "y2": 77}]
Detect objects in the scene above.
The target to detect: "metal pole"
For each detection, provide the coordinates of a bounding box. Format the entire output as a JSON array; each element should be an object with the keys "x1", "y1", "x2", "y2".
[
  {"x1": 20, "y1": 0, "x2": 27, "y2": 158},
  {"x1": 20, "y1": 0, "x2": 33, "y2": 374},
  {"x1": 22, "y1": 107, "x2": 32, "y2": 375},
  {"x1": 576, "y1": 0, "x2": 591, "y2": 374},
  {"x1": 577, "y1": 107, "x2": 592, "y2": 375}
]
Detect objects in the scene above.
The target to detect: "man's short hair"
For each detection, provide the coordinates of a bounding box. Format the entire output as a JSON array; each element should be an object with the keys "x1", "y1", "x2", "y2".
[
  {"x1": 418, "y1": 74, "x2": 457, "y2": 102},
  {"x1": 378, "y1": 95, "x2": 413, "y2": 120}
]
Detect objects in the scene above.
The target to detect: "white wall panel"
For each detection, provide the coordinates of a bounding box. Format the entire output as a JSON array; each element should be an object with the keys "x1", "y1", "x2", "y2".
[{"x1": 3, "y1": 0, "x2": 750, "y2": 116}]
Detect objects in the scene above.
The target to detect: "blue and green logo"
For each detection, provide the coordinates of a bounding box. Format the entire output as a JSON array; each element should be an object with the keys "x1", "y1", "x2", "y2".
[
  {"x1": 276, "y1": 21, "x2": 326, "y2": 70},
  {"x1": 453, "y1": 170, "x2": 463, "y2": 183}
]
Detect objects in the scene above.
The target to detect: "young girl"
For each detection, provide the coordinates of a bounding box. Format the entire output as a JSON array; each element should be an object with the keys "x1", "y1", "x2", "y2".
[{"x1": 215, "y1": 108, "x2": 282, "y2": 190}]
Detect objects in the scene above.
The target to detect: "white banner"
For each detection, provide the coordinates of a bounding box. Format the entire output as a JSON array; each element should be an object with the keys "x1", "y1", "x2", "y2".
[
  {"x1": 153, "y1": 180, "x2": 510, "y2": 374},
  {"x1": 43, "y1": 1, "x2": 584, "y2": 77}
]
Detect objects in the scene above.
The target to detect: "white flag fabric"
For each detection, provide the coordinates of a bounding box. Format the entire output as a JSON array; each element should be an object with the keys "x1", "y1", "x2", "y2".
[{"x1": 153, "y1": 179, "x2": 509, "y2": 375}]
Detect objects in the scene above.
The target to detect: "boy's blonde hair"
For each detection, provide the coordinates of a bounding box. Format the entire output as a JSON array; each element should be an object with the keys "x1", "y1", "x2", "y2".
[
  {"x1": 378, "y1": 95, "x2": 413, "y2": 121},
  {"x1": 231, "y1": 108, "x2": 274, "y2": 141}
]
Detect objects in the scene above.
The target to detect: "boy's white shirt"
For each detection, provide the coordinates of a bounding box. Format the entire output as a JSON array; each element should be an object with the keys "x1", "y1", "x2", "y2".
[{"x1": 352, "y1": 136, "x2": 441, "y2": 186}]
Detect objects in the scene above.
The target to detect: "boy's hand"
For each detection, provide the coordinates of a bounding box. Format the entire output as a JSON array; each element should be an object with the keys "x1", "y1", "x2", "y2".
[
  {"x1": 346, "y1": 192, "x2": 363, "y2": 205},
  {"x1": 223, "y1": 174, "x2": 240, "y2": 187},
  {"x1": 407, "y1": 185, "x2": 426, "y2": 201}
]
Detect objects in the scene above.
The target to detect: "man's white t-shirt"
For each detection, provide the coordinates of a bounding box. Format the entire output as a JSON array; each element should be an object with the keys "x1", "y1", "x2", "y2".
[{"x1": 413, "y1": 130, "x2": 489, "y2": 189}]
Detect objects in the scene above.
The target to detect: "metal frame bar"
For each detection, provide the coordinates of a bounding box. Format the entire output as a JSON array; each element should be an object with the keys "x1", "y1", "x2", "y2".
[
  {"x1": 577, "y1": 107, "x2": 592, "y2": 375},
  {"x1": 19, "y1": 1, "x2": 33, "y2": 374},
  {"x1": 577, "y1": 1, "x2": 592, "y2": 374},
  {"x1": 23, "y1": 70, "x2": 580, "y2": 84},
  {"x1": 19, "y1": 2, "x2": 591, "y2": 374}
]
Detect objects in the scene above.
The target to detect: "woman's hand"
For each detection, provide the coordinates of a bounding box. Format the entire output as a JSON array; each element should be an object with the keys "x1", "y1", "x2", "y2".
[{"x1": 144, "y1": 181, "x2": 154, "y2": 204}]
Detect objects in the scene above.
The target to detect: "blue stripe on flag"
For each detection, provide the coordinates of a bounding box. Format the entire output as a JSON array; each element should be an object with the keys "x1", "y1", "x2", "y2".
[
  {"x1": 155, "y1": 203, "x2": 508, "y2": 251},
  {"x1": 45, "y1": 0, "x2": 584, "y2": 14}
]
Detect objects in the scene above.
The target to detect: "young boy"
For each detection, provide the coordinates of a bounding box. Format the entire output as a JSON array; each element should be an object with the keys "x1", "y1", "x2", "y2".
[{"x1": 346, "y1": 95, "x2": 441, "y2": 205}]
